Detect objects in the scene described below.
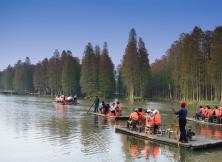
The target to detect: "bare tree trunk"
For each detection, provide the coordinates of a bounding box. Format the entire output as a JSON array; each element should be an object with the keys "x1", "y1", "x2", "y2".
[{"x1": 129, "y1": 84, "x2": 134, "y2": 104}]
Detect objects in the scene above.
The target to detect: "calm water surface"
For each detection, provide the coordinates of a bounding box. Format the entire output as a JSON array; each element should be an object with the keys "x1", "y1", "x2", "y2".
[{"x1": 0, "y1": 94, "x2": 222, "y2": 162}]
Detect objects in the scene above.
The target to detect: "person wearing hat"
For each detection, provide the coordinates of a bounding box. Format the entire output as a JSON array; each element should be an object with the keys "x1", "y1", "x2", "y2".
[{"x1": 172, "y1": 102, "x2": 188, "y2": 143}]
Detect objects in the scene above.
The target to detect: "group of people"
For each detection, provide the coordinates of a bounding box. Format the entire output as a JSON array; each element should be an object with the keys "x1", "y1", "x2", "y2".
[
  {"x1": 127, "y1": 108, "x2": 161, "y2": 134},
  {"x1": 93, "y1": 96, "x2": 122, "y2": 116},
  {"x1": 194, "y1": 105, "x2": 222, "y2": 123},
  {"x1": 55, "y1": 95, "x2": 78, "y2": 105}
]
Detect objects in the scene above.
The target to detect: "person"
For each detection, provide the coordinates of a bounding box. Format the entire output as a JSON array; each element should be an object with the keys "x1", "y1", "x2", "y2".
[
  {"x1": 104, "y1": 103, "x2": 110, "y2": 115},
  {"x1": 127, "y1": 108, "x2": 139, "y2": 128},
  {"x1": 110, "y1": 102, "x2": 116, "y2": 116},
  {"x1": 145, "y1": 109, "x2": 154, "y2": 134},
  {"x1": 153, "y1": 110, "x2": 161, "y2": 134},
  {"x1": 115, "y1": 101, "x2": 121, "y2": 116},
  {"x1": 138, "y1": 108, "x2": 145, "y2": 125},
  {"x1": 194, "y1": 106, "x2": 204, "y2": 120},
  {"x1": 172, "y1": 102, "x2": 188, "y2": 143},
  {"x1": 73, "y1": 95, "x2": 78, "y2": 104},
  {"x1": 94, "y1": 96, "x2": 100, "y2": 112}
]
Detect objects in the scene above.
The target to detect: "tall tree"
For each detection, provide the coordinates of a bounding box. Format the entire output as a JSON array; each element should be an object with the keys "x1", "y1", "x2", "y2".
[
  {"x1": 80, "y1": 43, "x2": 97, "y2": 96},
  {"x1": 99, "y1": 42, "x2": 115, "y2": 97},
  {"x1": 61, "y1": 51, "x2": 80, "y2": 95},
  {"x1": 48, "y1": 49, "x2": 61, "y2": 95},
  {"x1": 137, "y1": 37, "x2": 151, "y2": 97},
  {"x1": 121, "y1": 28, "x2": 138, "y2": 103}
]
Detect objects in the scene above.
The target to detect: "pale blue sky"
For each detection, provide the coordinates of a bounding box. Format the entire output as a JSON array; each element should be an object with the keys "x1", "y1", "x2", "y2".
[{"x1": 0, "y1": 0, "x2": 222, "y2": 70}]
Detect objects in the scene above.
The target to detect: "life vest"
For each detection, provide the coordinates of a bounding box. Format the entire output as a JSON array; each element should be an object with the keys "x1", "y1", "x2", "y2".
[
  {"x1": 138, "y1": 111, "x2": 145, "y2": 123},
  {"x1": 203, "y1": 108, "x2": 208, "y2": 117},
  {"x1": 215, "y1": 109, "x2": 220, "y2": 117},
  {"x1": 207, "y1": 109, "x2": 213, "y2": 117},
  {"x1": 154, "y1": 113, "x2": 161, "y2": 125},
  {"x1": 130, "y1": 112, "x2": 139, "y2": 120},
  {"x1": 146, "y1": 114, "x2": 154, "y2": 126}
]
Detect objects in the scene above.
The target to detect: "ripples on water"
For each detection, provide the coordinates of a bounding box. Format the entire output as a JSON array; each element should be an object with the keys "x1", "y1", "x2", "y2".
[{"x1": 0, "y1": 95, "x2": 222, "y2": 162}]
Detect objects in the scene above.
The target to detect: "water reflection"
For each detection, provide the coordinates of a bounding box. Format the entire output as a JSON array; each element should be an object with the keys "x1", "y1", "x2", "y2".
[{"x1": 2, "y1": 95, "x2": 222, "y2": 162}]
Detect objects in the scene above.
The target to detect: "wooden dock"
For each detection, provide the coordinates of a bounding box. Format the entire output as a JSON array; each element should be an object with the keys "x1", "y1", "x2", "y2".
[
  {"x1": 115, "y1": 127, "x2": 222, "y2": 150},
  {"x1": 187, "y1": 117, "x2": 222, "y2": 127},
  {"x1": 89, "y1": 112, "x2": 129, "y2": 120}
]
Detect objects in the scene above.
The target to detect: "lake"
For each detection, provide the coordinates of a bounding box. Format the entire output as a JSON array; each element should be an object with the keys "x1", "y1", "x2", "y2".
[{"x1": 0, "y1": 94, "x2": 221, "y2": 162}]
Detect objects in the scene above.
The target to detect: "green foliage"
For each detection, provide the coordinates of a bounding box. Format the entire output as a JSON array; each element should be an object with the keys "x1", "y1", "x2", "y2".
[
  {"x1": 150, "y1": 26, "x2": 222, "y2": 101},
  {"x1": 99, "y1": 42, "x2": 115, "y2": 97},
  {"x1": 61, "y1": 51, "x2": 80, "y2": 95}
]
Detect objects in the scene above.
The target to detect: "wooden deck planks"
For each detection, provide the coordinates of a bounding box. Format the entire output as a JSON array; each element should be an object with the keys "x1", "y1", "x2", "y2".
[{"x1": 115, "y1": 127, "x2": 222, "y2": 150}]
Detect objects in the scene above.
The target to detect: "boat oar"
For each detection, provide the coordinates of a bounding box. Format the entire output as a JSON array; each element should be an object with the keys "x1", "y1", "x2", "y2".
[{"x1": 87, "y1": 102, "x2": 95, "y2": 113}]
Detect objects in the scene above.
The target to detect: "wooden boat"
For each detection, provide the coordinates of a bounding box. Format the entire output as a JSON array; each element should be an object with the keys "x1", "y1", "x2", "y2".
[
  {"x1": 115, "y1": 127, "x2": 222, "y2": 150},
  {"x1": 187, "y1": 117, "x2": 222, "y2": 127},
  {"x1": 89, "y1": 112, "x2": 129, "y2": 120}
]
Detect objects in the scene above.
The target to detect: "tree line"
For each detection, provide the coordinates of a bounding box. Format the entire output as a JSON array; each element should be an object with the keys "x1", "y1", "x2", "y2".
[
  {"x1": 2, "y1": 26, "x2": 222, "y2": 102},
  {"x1": 150, "y1": 26, "x2": 222, "y2": 101}
]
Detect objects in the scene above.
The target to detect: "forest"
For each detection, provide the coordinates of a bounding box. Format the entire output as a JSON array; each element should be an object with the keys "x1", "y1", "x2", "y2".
[{"x1": 0, "y1": 26, "x2": 222, "y2": 102}]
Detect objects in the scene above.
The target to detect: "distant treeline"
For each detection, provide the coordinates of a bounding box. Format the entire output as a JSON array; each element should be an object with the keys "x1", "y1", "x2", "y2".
[
  {"x1": 151, "y1": 26, "x2": 222, "y2": 101},
  {"x1": 1, "y1": 27, "x2": 222, "y2": 101}
]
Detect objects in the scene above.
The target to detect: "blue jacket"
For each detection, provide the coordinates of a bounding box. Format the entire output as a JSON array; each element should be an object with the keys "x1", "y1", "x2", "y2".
[{"x1": 175, "y1": 107, "x2": 187, "y2": 119}]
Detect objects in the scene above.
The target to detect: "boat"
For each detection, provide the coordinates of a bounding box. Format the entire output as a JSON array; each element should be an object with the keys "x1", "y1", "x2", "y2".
[
  {"x1": 115, "y1": 127, "x2": 222, "y2": 150},
  {"x1": 187, "y1": 117, "x2": 222, "y2": 126},
  {"x1": 89, "y1": 112, "x2": 129, "y2": 120}
]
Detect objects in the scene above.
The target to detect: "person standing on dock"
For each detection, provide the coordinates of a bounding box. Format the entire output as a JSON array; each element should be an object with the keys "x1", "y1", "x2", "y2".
[
  {"x1": 94, "y1": 96, "x2": 100, "y2": 112},
  {"x1": 172, "y1": 102, "x2": 188, "y2": 143}
]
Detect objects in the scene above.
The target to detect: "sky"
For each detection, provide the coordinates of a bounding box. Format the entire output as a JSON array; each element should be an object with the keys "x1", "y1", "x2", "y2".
[{"x1": 0, "y1": 0, "x2": 222, "y2": 70}]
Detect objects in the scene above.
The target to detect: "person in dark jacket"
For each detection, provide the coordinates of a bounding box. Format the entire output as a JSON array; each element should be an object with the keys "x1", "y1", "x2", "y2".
[
  {"x1": 94, "y1": 96, "x2": 100, "y2": 112},
  {"x1": 173, "y1": 102, "x2": 188, "y2": 143}
]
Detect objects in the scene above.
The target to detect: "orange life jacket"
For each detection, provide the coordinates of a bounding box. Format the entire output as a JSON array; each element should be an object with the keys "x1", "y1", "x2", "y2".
[
  {"x1": 138, "y1": 111, "x2": 145, "y2": 123},
  {"x1": 146, "y1": 114, "x2": 154, "y2": 126},
  {"x1": 207, "y1": 109, "x2": 213, "y2": 117},
  {"x1": 215, "y1": 109, "x2": 220, "y2": 117},
  {"x1": 130, "y1": 112, "x2": 139, "y2": 120},
  {"x1": 154, "y1": 113, "x2": 161, "y2": 125}
]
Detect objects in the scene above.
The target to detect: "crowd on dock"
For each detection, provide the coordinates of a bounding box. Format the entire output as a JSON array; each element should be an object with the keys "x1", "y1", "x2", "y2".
[{"x1": 127, "y1": 108, "x2": 161, "y2": 134}]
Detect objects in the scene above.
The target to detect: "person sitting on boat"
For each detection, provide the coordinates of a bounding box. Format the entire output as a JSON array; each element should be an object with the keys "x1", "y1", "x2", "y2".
[
  {"x1": 73, "y1": 95, "x2": 78, "y2": 104},
  {"x1": 138, "y1": 108, "x2": 145, "y2": 125},
  {"x1": 127, "y1": 108, "x2": 139, "y2": 129},
  {"x1": 145, "y1": 109, "x2": 154, "y2": 134},
  {"x1": 172, "y1": 102, "x2": 188, "y2": 143},
  {"x1": 218, "y1": 107, "x2": 222, "y2": 124},
  {"x1": 115, "y1": 101, "x2": 122, "y2": 116},
  {"x1": 153, "y1": 109, "x2": 161, "y2": 134},
  {"x1": 109, "y1": 102, "x2": 116, "y2": 116},
  {"x1": 99, "y1": 101, "x2": 106, "y2": 114},
  {"x1": 102, "y1": 102, "x2": 110, "y2": 115},
  {"x1": 66, "y1": 96, "x2": 74, "y2": 104},
  {"x1": 209, "y1": 106, "x2": 220, "y2": 123},
  {"x1": 194, "y1": 106, "x2": 204, "y2": 120}
]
